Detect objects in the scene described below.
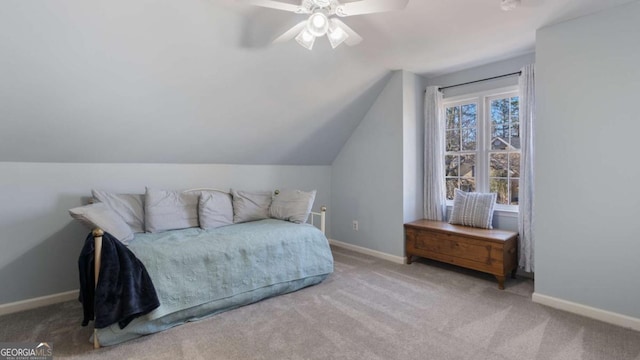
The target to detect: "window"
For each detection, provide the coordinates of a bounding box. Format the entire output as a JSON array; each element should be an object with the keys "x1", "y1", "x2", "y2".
[{"x1": 444, "y1": 88, "x2": 520, "y2": 210}]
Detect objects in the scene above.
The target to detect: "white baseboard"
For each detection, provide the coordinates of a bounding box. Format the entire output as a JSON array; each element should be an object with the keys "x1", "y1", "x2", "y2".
[
  {"x1": 0, "y1": 290, "x2": 79, "y2": 316},
  {"x1": 329, "y1": 239, "x2": 406, "y2": 264},
  {"x1": 532, "y1": 292, "x2": 640, "y2": 332}
]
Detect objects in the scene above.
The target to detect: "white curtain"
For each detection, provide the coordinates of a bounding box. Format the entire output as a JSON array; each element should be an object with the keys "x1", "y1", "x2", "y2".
[
  {"x1": 423, "y1": 86, "x2": 446, "y2": 221},
  {"x1": 518, "y1": 64, "x2": 535, "y2": 272}
]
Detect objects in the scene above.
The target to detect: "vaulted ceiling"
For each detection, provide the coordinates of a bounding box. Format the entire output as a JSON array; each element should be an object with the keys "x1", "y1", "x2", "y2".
[{"x1": 0, "y1": 0, "x2": 634, "y2": 164}]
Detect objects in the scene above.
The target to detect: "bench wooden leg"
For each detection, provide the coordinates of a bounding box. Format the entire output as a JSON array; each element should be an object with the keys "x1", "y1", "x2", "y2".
[
  {"x1": 495, "y1": 275, "x2": 505, "y2": 290},
  {"x1": 406, "y1": 254, "x2": 412, "y2": 265},
  {"x1": 511, "y1": 268, "x2": 517, "y2": 279}
]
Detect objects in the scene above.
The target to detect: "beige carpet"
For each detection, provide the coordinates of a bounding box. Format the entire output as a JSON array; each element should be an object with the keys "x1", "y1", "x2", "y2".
[{"x1": 2, "y1": 246, "x2": 640, "y2": 360}]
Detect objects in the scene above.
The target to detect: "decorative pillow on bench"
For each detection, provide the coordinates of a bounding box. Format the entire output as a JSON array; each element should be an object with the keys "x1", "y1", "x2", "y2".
[
  {"x1": 145, "y1": 188, "x2": 199, "y2": 233},
  {"x1": 270, "y1": 189, "x2": 316, "y2": 224},
  {"x1": 449, "y1": 189, "x2": 497, "y2": 229}
]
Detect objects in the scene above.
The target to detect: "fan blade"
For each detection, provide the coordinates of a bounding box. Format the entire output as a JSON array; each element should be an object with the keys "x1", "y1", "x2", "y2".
[
  {"x1": 273, "y1": 21, "x2": 308, "y2": 43},
  {"x1": 336, "y1": 0, "x2": 409, "y2": 17},
  {"x1": 238, "y1": 0, "x2": 309, "y2": 14},
  {"x1": 330, "y1": 19, "x2": 362, "y2": 46}
]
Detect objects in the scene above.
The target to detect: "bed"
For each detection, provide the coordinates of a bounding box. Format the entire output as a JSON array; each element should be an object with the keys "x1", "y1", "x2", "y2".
[{"x1": 79, "y1": 190, "x2": 333, "y2": 347}]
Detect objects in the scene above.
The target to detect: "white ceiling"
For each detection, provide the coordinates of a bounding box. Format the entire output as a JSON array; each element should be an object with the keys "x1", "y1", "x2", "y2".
[{"x1": 0, "y1": 0, "x2": 635, "y2": 165}]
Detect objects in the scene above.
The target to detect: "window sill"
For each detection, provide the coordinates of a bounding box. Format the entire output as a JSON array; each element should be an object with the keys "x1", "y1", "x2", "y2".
[{"x1": 493, "y1": 208, "x2": 519, "y2": 218}]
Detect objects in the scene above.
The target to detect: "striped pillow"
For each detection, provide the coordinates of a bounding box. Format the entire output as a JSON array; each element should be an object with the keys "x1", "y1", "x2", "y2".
[{"x1": 449, "y1": 189, "x2": 497, "y2": 229}]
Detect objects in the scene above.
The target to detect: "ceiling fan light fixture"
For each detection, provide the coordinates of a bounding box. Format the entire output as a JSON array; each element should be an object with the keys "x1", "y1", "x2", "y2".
[
  {"x1": 252, "y1": 0, "x2": 408, "y2": 50},
  {"x1": 328, "y1": 25, "x2": 348, "y2": 49},
  {"x1": 306, "y1": 12, "x2": 329, "y2": 37},
  {"x1": 295, "y1": 29, "x2": 316, "y2": 50}
]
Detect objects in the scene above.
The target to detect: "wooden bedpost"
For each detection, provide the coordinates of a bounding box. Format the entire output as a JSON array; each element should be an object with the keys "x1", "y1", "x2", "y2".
[
  {"x1": 320, "y1": 206, "x2": 326, "y2": 235},
  {"x1": 92, "y1": 228, "x2": 104, "y2": 349}
]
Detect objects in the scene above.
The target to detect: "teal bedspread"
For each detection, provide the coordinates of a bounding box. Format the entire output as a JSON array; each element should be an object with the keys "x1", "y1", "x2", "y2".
[{"x1": 95, "y1": 219, "x2": 333, "y2": 346}]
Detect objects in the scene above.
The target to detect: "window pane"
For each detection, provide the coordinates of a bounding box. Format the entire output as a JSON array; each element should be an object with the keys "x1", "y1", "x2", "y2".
[
  {"x1": 445, "y1": 155, "x2": 459, "y2": 176},
  {"x1": 446, "y1": 106, "x2": 459, "y2": 129},
  {"x1": 460, "y1": 178, "x2": 476, "y2": 193},
  {"x1": 491, "y1": 126, "x2": 509, "y2": 149},
  {"x1": 490, "y1": 178, "x2": 509, "y2": 205},
  {"x1": 509, "y1": 153, "x2": 521, "y2": 178},
  {"x1": 446, "y1": 130, "x2": 460, "y2": 151},
  {"x1": 510, "y1": 122, "x2": 520, "y2": 149},
  {"x1": 491, "y1": 98, "x2": 509, "y2": 126},
  {"x1": 510, "y1": 97, "x2": 519, "y2": 124},
  {"x1": 509, "y1": 179, "x2": 519, "y2": 205},
  {"x1": 491, "y1": 136, "x2": 505, "y2": 150},
  {"x1": 460, "y1": 154, "x2": 475, "y2": 178},
  {"x1": 462, "y1": 128, "x2": 476, "y2": 150},
  {"x1": 461, "y1": 104, "x2": 477, "y2": 128},
  {"x1": 446, "y1": 178, "x2": 459, "y2": 200},
  {"x1": 489, "y1": 153, "x2": 508, "y2": 177}
]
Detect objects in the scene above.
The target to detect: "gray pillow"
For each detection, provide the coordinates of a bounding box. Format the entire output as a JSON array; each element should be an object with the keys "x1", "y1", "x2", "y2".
[
  {"x1": 198, "y1": 191, "x2": 233, "y2": 230},
  {"x1": 231, "y1": 189, "x2": 272, "y2": 223},
  {"x1": 92, "y1": 190, "x2": 145, "y2": 233},
  {"x1": 145, "y1": 188, "x2": 199, "y2": 233},
  {"x1": 69, "y1": 203, "x2": 134, "y2": 244},
  {"x1": 269, "y1": 189, "x2": 316, "y2": 224},
  {"x1": 449, "y1": 189, "x2": 497, "y2": 229}
]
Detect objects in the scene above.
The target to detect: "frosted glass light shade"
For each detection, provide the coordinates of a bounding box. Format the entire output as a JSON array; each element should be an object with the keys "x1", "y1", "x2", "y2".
[
  {"x1": 328, "y1": 25, "x2": 348, "y2": 49},
  {"x1": 295, "y1": 29, "x2": 316, "y2": 50},
  {"x1": 307, "y1": 13, "x2": 329, "y2": 37}
]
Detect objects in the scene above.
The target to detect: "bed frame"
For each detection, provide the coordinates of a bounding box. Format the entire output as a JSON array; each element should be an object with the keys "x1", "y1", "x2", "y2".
[{"x1": 89, "y1": 190, "x2": 326, "y2": 349}]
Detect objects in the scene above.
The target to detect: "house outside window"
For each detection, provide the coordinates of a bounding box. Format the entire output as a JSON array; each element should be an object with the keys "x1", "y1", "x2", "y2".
[{"x1": 443, "y1": 87, "x2": 520, "y2": 211}]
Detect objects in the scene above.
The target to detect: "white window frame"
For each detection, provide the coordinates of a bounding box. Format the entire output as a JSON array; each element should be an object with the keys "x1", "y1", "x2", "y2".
[{"x1": 443, "y1": 85, "x2": 519, "y2": 213}]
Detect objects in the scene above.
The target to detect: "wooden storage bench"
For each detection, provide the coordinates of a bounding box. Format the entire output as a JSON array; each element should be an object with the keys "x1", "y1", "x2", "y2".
[{"x1": 405, "y1": 219, "x2": 518, "y2": 289}]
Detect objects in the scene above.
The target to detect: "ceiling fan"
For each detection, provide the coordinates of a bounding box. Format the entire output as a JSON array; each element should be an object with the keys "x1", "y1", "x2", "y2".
[{"x1": 240, "y1": 0, "x2": 410, "y2": 50}]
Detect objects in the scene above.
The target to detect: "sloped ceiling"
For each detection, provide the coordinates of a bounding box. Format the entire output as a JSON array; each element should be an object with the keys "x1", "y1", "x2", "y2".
[{"x1": 0, "y1": 0, "x2": 634, "y2": 165}]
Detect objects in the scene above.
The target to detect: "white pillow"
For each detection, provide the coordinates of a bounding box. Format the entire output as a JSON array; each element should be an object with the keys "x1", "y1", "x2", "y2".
[
  {"x1": 69, "y1": 203, "x2": 134, "y2": 244},
  {"x1": 198, "y1": 191, "x2": 234, "y2": 230},
  {"x1": 145, "y1": 188, "x2": 199, "y2": 233},
  {"x1": 449, "y1": 189, "x2": 497, "y2": 229},
  {"x1": 92, "y1": 190, "x2": 145, "y2": 233},
  {"x1": 231, "y1": 189, "x2": 272, "y2": 223},
  {"x1": 269, "y1": 189, "x2": 316, "y2": 224}
]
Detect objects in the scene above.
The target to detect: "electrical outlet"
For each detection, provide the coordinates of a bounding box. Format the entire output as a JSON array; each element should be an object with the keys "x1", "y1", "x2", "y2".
[{"x1": 352, "y1": 220, "x2": 359, "y2": 231}]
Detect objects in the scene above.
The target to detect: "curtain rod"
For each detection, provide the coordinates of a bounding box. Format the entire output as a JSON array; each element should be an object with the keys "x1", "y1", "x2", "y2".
[{"x1": 425, "y1": 71, "x2": 522, "y2": 93}]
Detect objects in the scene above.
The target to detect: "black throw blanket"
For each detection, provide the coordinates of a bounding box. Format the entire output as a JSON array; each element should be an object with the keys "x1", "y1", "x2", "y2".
[{"x1": 78, "y1": 232, "x2": 160, "y2": 329}]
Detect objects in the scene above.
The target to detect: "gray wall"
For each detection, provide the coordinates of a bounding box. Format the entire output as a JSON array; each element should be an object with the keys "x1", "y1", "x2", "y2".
[
  {"x1": 331, "y1": 71, "x2": 405, "y2": 257},
  {"x1": 402, "y1": 71, "x2": 425, "y2": 223},
  {"x1": 425, "y1": 53, "x2": 535, "y2": 232},
  {"x1": 535, "y1": 1, "x2": 640, "y2": 318},
  {"x1": 0, "y1": 162, "x2": 331, "y2": 304}
]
